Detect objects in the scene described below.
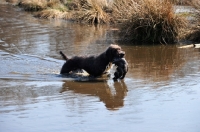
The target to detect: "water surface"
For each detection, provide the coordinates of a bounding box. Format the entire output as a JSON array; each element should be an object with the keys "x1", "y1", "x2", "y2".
[{"x1": 0, "y1": 4, "x2": 200, "y2": 132}]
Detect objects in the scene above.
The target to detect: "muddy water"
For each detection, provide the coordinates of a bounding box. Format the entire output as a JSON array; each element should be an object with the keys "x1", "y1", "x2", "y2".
[{"x1": 0, "y1": 4, "x2": 200, "y2": 132}]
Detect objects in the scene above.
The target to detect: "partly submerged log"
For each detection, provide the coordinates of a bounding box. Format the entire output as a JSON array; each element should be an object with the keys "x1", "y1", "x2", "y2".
[
  {"x1": 194, "y1": 44, "x2": 200, "y2": 48},
  {"x1": 178, "y1": 44, "x2": 200, "y2": 48},
  {"x1": 178, "y1": 44, "x2": 194, "y2": 48}
]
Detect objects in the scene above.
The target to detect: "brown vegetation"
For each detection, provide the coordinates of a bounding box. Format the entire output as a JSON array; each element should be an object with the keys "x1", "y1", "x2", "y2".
[
  {"x1": 182, "y1": 0, "x2": 200, "y2": 42},
  {"x1": 35, "y1": 8, "x2": 71, "y2": 19},
  {"x1": 4, "y1": 0, "x2": 200, "y2": 44},
  {"x1": 169, "y1": 0, "x2": 189, "y2": 5},
  {"x1": 18, "y1": 0, "x2": 47, "y2": 11},
  {"x1": 113, "y1": 0, "x2": 187, "y2": 43},
  {"x1": 74, "y1": 0, "x2": 110, "y2": 24},
  {"x1": 185, "y1": 27, "x2": 200, "y2": 42},
  {"x1": 15, "y1": 0, "x2": 112, "y2": 24}
]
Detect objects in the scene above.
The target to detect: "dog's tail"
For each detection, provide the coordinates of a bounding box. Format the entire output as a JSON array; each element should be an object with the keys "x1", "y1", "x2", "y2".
[{"x1": 60, "y1": 51, "x2": 68, "y2": 61}]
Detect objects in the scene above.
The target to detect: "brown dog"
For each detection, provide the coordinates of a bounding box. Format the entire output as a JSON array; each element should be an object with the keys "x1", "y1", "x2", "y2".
[{"x1": 60, "y1": 44, "x2": 125, "y2": 77}]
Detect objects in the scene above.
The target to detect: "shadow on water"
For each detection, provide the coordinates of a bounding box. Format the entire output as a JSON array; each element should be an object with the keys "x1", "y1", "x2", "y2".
[{"x1": 60, "y1": 80, "x2": 128, "y2": 110}]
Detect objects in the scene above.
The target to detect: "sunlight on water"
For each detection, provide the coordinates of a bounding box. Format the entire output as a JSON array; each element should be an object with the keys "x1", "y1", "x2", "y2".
[{"x1": 0, "y1": 4, "x2": 200, "y2": 132}]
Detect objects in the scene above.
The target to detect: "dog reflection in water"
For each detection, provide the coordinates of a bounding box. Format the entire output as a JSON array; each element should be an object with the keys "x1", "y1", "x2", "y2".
[{"x1": 60, "y1": 80, "x2": 128, "y2": 110}]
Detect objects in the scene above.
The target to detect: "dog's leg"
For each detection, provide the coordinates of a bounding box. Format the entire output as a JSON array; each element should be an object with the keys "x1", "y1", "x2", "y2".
[{"x1": 60, "y1": 60, "x2": 75, "y2": 74}]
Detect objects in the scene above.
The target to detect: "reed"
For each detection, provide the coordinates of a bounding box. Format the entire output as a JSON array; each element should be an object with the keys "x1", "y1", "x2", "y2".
[
  {"x1": 18, "y1": 0, "x2": 47, "y2": 11},
  {"x1": 5, "y1": 0, "x2": 19, "y2": 4},
  {"x1": 17, "y1": 0, "x2": 111, "y2": 23},
  {"x1": 34, "y1": 8, "x2": 72, "y2": 19},
  {"x1": 186, "y1": 28, "x2": 200, "y2": 42},
  {"x1": 75, "y1": 0, "x2": 111, "y2": 24},
  {"x1": 7, "y1": 0, "x2": 190, "y2": 44},
  {"x1": 185, "y1": 0, "x2": 200, "y2": 42},
  {"x1": 34, "y1": 0, "x2": 70, "y2": 19},
  {"x1": 113, "y1": 0, "x2": 187, "y2": 44},
  {"x1": 187, "y1": 0, "x2": 200, "y2": 20},
  {"x1": 168, "y1": 0, "x2": 189, "y2": 5}
]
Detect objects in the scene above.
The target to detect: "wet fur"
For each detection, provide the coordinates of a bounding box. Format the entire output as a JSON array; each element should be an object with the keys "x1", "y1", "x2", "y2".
[{"x1": 60, "y1": 44, "x2": 125, "y2": 77}]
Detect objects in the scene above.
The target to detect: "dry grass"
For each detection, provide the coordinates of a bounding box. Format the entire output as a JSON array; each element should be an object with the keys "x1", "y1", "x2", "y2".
[
  {"x1": 47, "y1": 0, "x2": 67, "y2": 12},
  {"x1": 112, "y1": 0, "x2": 139, "y2": 22},
  {"x1": 189, "y1": 0, "x2": 200, "y2": 22},
  {"x1": 6, "y1": 0, "x2": 192, "y2": 44},
  {"x1": 113, "y1": 0, "x2": 187, "y2": 44},
  {"x1": 18, "y1": 0, "x2": 69, "y2": 19},
  {"x1": 16, "y1": 0, "x2": 111, "y2": 23},
  {"x1": 18, "y1": 0, "x2": 47, "y2": 11},
  {"x1": 5, "y1": 0, "x2": 19, "y2": 4},
  {"x1": 18, "y1": 0, "x2": 67, "y2": 11},
  {"x1": 34, "y1": 8, "x2": 72, "y2": 19},
  {"x1": 76, "y1": 0, "x2": 110, "y2": 24},
  {"x1": 186, "y1": 27, "x2": 200, "y2": 42},
  {"x1": 184, "y1": 0, "x2": 200, "y2": 42},
  {"x1": 34, "y1": 0, "x2": 70, "y2": 19},
  {"x1": 168, "y1": 0, "x2": 189, "y2": 5}
]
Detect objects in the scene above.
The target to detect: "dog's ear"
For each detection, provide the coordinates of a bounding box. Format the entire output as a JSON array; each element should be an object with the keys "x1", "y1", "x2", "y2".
[{"x1": 106, "y1": 46, "x2": 115, "y2": 61}]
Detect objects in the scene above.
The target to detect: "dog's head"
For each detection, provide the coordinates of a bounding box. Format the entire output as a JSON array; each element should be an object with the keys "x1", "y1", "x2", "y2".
[{"x1": 106, "y1": 44, "x2": 125, "y2": 61}]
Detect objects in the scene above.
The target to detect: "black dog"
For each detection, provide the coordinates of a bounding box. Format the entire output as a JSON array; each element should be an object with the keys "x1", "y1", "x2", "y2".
[
  {"x1": 112, "y1": 57, "x2": 128, "y2": 80},
  {"x1": 60, "y1": 44, "x2": 125, "y2": 77}
]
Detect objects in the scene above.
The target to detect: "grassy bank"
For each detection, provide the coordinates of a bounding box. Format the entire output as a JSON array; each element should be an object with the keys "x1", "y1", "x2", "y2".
[
  {"x1": 169, "y1": 0, "x2": 189, "y2": 5},
  {"x1": 112, "y1": 0, "x2": 187, "y2": 44},
  {"x1": 4, "y1": 0, "x2": 200, "y2": 44},
  {"x1": 185, "y1": 0, "x2": 200, "y2": 42},
  {"x1": 7, "y1": 0, "x2": 112, "y2": 23}
]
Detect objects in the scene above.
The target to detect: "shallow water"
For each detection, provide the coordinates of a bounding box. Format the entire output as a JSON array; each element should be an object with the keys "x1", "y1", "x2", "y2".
[{"x1": 0, "y1": 4, "x2": 200, "y2": 132}]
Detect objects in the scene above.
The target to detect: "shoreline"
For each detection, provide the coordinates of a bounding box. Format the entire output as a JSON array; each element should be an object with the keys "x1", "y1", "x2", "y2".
[{"x1": 3, "y1": 0, "x2": 200, "y2": 44}]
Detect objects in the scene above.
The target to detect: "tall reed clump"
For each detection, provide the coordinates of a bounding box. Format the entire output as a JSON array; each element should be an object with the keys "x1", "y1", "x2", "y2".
[
  {"x1": 186, "y1": 0, "x2": 200, "y2": 42},
  {"x1": 113, "y1": 0, "x2": 187, "y2": 44},
  {"x1": 16, "y1": 0, "x2": 111, "y2": 23},
  {"x1": 35, "y1": 0, "x2": 70, "y2": 19},
  {"x1": 18, "y1": 0, "x2": 70, "y2": 19},
  {"x1": 75, "y1": 0, "x2": 111, "y2": 24}
]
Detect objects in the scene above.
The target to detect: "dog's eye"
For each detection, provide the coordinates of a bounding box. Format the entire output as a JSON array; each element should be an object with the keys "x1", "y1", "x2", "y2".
[{"x1": 113, "y1": 49, "x2": 117, "y2": 53}]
